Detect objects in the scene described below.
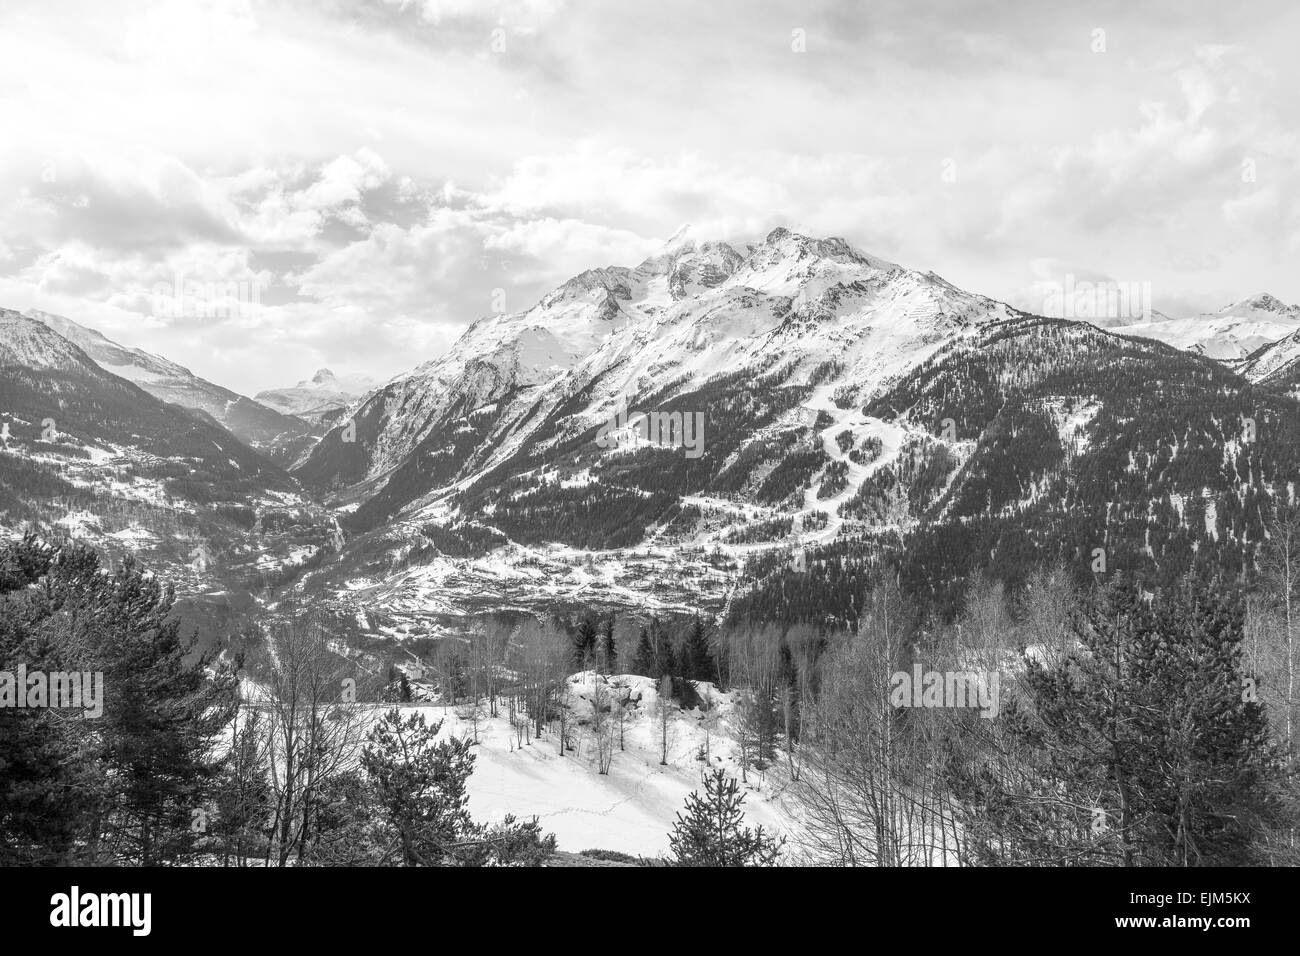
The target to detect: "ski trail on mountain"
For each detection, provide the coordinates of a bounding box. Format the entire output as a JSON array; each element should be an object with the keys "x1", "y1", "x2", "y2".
[{"x1": 798, "y1": 384, "x2": 906, "y2": 546}]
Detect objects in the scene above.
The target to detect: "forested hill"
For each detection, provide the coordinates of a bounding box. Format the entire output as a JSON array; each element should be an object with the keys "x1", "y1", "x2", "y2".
[{"x1": 736, "y1": 317, "x2": 1300, "y2": 623}]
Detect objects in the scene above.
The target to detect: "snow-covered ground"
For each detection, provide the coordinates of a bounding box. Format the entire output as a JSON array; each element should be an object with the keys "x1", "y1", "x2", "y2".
[{"x1": 397, "y1": 673, "x2": 798, "y2": 858}]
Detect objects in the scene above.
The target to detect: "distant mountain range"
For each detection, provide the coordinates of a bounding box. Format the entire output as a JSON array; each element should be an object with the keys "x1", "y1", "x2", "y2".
[
  {"x1": 4, "y1": 235, "x2": 1299, "y2": 637},
  {"x1": 0, "y1": 308, "x2": 337, "y2": 647},
  {"x1": 275, "y1": 229, "x2": 1300, "y2": 631},
  {"x1": 255, "y1": 367, "x2": 377, "y2": 426},
  {"x1": 26, "y1": 309, "x2": 317, "y2": 466},
  {"x1": 1113, "y1": 292, "x2": 1300, "y2": 361}
]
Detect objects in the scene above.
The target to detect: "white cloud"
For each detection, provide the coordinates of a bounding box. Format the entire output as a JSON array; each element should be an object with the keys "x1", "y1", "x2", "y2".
[{"x1": 0, "y1": 0, "x2": 1296, "y2": 394}]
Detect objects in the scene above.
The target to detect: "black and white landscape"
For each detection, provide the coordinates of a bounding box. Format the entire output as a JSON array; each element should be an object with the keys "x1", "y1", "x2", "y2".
[{"x1": 1, "y1": 0, "x2": 1298, "y2": 878}]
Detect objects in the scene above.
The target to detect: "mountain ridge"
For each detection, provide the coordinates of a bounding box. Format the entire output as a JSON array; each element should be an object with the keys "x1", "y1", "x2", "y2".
[
  {"x1": 24, "y1": 308, "x2": 316, "y2": 466},
  {"x1": 249, "y1": 230, "x2": 1300, "y2": 637},
  {"x1": 1113, "y1": 292, "x2": 1300, "y2": 360}
]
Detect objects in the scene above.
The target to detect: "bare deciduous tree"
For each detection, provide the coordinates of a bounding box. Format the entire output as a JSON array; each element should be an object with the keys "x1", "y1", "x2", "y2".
[
  {"x1": 657, "y1": 675, "x2": 675, "y2": 766},
  {"x1": 258, "y1": 607, "x2": 369, "y2": 867}
]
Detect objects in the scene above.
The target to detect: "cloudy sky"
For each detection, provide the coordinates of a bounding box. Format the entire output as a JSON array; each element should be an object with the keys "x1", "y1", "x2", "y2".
[{"x1": 1, "y1": 0, "x2": 1297, "y2": 394}]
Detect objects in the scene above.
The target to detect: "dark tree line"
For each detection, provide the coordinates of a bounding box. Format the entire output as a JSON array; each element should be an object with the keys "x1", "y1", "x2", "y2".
[
  {"x1": 0, "y1": 536, "x2": 237, "y2": 865},
  {"x1": 0, "y1": 536, "x2": 555, "y2": 867}
]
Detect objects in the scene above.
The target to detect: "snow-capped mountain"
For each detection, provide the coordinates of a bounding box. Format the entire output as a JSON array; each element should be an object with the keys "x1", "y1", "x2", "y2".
[
  {"x1": 255, "y1": 368, "x2": 377, "y2": 425},
  {"x1": 294, "y1": 227, "x2": 1021, "y2": 519},
  {"x1": 1237, "y1": 325, "x2": 1300, "y2": 395},
  {"x1": 272, "y1": 228, "x2": 1300, "y2": 636},
  {"x1": 8, "y1": 230, "x2": 1300, "y2": 644},
  {"x1": 10, "y1": 234, "x2": 1295, "y2": 640},
  {"x1": 1, "y1": 308, "x2": 106, "y2": 372},
  {"x1": 1114, "y1": 293, "x2": 1300, "y2": 361},
  {"x1": 26, "y1": 309, "x2": 315, "y2": 465}
]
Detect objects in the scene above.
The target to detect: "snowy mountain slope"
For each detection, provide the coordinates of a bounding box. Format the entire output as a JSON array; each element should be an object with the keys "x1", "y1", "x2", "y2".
[
  {"x1": 272, "y1": 231, "x2": 1046, "y2": 629},
  {"x1": 0, "y1": 309, "x2": 337, "y2": 644},
  {"x1": 255, "y1": 368, "x2": 377, "y2": 425},
  {"x1": 1114, "y1": 293, "x2": 1300, "y2": 361},
  {"x1": 292, "y1": 304, "x2": 1300, "y2": 636},
  {"x1": 26, "y1": 309, "x2": 316, "y2": 465},
  {"x1": 1235, "y1": 304, "x2": 1300, "y2": 393},
  {"x1": 0, "y1": 308, "x2": 266, "y2": 456},
  {"x1": 848, "y1": 315, "x2": 1300, "y2": 612},
  {"x1": 295, "y1": 228, "x2": 1021, "y2": 529},
  {"x1": 292, "y1": 257, "x2": 662, "y2": 496},
  {"x1": 2, "y1": 309, "x2": 101, "y2": 372}
]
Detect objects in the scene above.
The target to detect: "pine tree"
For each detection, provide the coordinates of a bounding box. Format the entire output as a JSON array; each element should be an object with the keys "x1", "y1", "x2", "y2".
[
  {"x1": 602, "y1": 614, "x2": 616, "y2": 668},
  {"x1": 0, "y1": 537, "x2": 92, "y2": 864},
  {"x1": 211, "y1": 710, "x2": 272, "y2": 866},
  {"x1": 64, "y1": 551, "x2": 237, "y2": 865},
  {"x1": 683, "y1": 616, "x2": 716, "y2": 683},
  {"x1": 659, "y1": 642, "x2": 678, "y2": 681},
  {"x1": 668, "y1": 769, "x2": 784, "y2": 866},
  {"x1": 466, "y1": 815, "x2": 558, "y2": 866},
  {"x1": 631, "y1": 627, "x2": 656, "y2": 677},
  {"x1": 361, "y1": 709, "x2": 476, "y2": 866},
  {"x1": 963, "y1": 576, "x2": 1281, "y2": 866},
  {"x1": 573, "y1": 617, "x2": 598, "y2": 669},
  {"x1": 0, "y1": 543, "x2": 238, "y2": 865}
]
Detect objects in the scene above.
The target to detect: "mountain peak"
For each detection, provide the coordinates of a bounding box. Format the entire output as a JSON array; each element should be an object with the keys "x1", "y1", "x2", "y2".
[
  {"x1": 741, "y1": 227, "x2": 902, "y2": 277},
  {"x1": 1221, "y1": 292, "x2": 1298, "y2": 316},
  {"x1": 311, "y1": 368, "x2": 337, "y2": 385},
  {"x1": 0, "y1": 309, "x2": 100, "y2": 372},
  {"x1": 1248, "y1": 292, "x2": 1284, "y2": 309}
]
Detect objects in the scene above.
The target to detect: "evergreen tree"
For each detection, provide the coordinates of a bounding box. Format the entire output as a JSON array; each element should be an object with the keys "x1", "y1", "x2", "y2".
[
  {"x1": 0, "y1": 542, "x2": 238, "y2": 865},
  {"x1": 360, "y1": 708, "x2": 557, "y2": 866},
  {"x1": 683, "y1": 616, "x2": 716, "y2": 683},
  {"x1": 460, "y1": 815, "x2": 558, "y2": 867},
  {"x1": 960, "y1": 576, "x2": 1281, "y2": 865},
  {"x1": 0, "y1": 537, "x2": 92, "y2": 864},
  {"x1": 673, "y1": 666, "x2": 701, "y2": 710},
  {"x1": 299, "y1": 770, "x2": 378, "y2": 866},
  {"x1": 361, "y1": 709, "x2": 476, "y2": 866},
  {"x1": 210, "y1": 710, "x2": 272, "y2": 866},
  {"x1": 668, "y1": 769, "x2": 784, "y2": 866},
  {"x1": 736, "y1": 687, "x2": 781, "y2": 769},
  {"x1": 89, "y1": 555, "x2": 239, "y2": 865},
  {"x1": 631, "y1": 627, "x2": 656, "y2": 677},
  {"x1": 602, "y1": 614, "x2": 616, "y2": 668},
  {"x1": 659, "y1": 642, "x2": 678, "y2": 681},
  {"x1": 573, "y1": 616, "x2": 598, "y2": 669}
]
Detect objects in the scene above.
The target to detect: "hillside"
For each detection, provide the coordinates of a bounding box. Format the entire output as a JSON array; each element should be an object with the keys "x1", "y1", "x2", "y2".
[
  {"x1": 27, "y1": 309, "x2": 317, "y2": 466},
  {"x1": 0, "y1": 309, "x2": 338, "y2": 645},
  {"x1": 260, "y1": 233, "x2": 1299, "y2": 635}
]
